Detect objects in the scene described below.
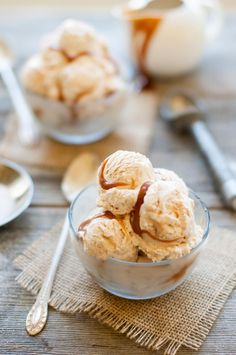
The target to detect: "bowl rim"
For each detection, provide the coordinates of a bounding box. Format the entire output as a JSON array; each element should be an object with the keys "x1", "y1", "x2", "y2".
[{"x1": 68, "y1": 183, "x2": 210, "y2": 267}]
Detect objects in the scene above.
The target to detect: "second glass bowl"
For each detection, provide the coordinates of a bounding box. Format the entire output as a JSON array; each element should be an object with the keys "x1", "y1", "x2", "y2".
[
  {"x1": 69, "y1": 184, "x2": 210, "y2": 300},
  {"x1": 26, "y1": 90, "x2": 128, "y2": 145}
]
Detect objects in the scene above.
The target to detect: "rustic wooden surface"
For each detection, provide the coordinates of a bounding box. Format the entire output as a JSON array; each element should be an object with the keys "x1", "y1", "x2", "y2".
[{"x1": 0, "y1": 8, "x2": 236, "y2": 355}]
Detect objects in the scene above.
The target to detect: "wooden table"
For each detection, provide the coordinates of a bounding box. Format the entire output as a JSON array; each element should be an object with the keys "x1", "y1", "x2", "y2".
[{"x1": 0, "y1": 8, "x2": 236, "y2": 355}]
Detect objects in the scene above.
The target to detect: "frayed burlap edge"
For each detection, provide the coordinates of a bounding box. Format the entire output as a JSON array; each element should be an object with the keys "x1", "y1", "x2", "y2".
[{"x1": 15, "y1": 260, "x2": 236, "y2": 355}]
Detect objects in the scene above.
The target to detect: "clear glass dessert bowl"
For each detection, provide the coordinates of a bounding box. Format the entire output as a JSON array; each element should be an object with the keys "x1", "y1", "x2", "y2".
[
  {"x1": 25, "y1": 89, "x2": 128, "y2": 145},
  {"x1": 69, "y1": 184, "x2": 210, "y2": 300}
]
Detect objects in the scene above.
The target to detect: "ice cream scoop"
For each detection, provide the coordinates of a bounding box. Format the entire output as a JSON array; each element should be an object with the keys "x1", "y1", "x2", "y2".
[
  {"x1": 97, "y1": 150, "x2": 156, "y2": 214},
  {"x1": 59, "y1": 55, "x2": 117, "y2": 103},
  {"x1": 155, "y1": 168, "x2": 188, "y2": 193},
  {"x1": 56, "y1": 19, "x2": 107, "y2": 58},
  {"x1": 139, "y1": 179, "x2": 194, "y2": 240},
  {"x1": 133, "y1": 180, "x2": 201, "y2": 261},
  {"x1": 79, "y1": 212, "x2": 137, "y2": 261},
  {"x1": 159, "y1": 91, "x2": 236, "y2": 211},
  {"x1": 21, "y1": 55, "x2": 62, "y2": 100}
]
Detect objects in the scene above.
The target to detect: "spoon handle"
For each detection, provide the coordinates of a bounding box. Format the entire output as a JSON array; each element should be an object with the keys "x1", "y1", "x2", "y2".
[
  {"x1": 26, "y1": 215, "x2": 69, "y2": 335},
  {"x1": 190, "y1": 120, "x2": 236, "y2": 210},
  {"x1": 0, "y1": 60, "x2": 40, "y2": 146}
]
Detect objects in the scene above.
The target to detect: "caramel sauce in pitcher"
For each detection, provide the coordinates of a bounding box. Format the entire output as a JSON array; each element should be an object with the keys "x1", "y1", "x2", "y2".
[{"x1": 130, "y1": 16, "x2": 162, "y2": 74}]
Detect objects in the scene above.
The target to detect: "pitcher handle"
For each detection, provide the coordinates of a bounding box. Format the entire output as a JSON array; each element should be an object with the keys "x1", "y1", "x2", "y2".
[{"x1": 200, "y1": 0, "x2": 223, "y2": 42}]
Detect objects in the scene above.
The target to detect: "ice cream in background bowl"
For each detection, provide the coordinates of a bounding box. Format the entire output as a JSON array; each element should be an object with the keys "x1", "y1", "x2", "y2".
[
  {"x1": 69, "y1": 150, "x2": 210, "y2": 299},
  {"x1": 21, "y1": 19, "x2": 129, "y2": 144}
]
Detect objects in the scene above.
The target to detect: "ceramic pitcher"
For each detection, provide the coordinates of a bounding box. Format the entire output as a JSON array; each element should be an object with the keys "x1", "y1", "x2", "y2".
[{"x1": 115, "y1": 0, "x2": 223, "y2": 77}]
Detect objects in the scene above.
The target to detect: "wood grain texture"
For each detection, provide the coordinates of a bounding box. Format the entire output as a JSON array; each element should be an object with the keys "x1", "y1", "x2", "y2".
[{"x1": 0, "y1": 9, "x2": 236, "y2": 355}]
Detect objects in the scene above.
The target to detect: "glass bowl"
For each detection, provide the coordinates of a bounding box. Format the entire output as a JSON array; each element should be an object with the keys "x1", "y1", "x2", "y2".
[
  {"x1": 25, "y1": 89, "x2": 128, "y2": 145},
  {"x1": 69, "y1": 184, "x2": 210, "y2": 300}
]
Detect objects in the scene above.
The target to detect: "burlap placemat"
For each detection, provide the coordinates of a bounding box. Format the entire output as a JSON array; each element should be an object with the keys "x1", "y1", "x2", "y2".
[
  {"x1": 14, "y1": 225, "x2": 236, "y2": 355},
  {"x1": 0, "y1": 92, "x2": 157, "y2": 169}
]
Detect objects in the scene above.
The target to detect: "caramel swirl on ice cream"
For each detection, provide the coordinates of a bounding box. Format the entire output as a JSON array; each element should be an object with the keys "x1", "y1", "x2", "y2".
[{"x1": 99, "y1": 158, "x2": 135, "y2": 190}]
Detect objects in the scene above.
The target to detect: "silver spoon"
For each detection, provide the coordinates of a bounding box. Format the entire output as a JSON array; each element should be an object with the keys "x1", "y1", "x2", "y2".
[
  {"x1": 159, "y1": 91, "x2": 236, "y2": 210},
  {"x1": 0, "y1": 158, "x2": 34, "y2": 226},
  {"x1": 26, "y1": 152, "x2": 100, "y2": 336},
  {"x1": 0, "y1": 39, "x2": 41, "y2": 146}
]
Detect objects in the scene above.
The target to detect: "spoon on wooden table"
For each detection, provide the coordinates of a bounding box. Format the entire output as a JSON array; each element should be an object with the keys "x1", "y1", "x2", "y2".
[
  {"x1": 159, "y1": 91, "x2": 236, "y2": 210},
  {"x1": 0, "y1": 39, "x2": 40, "y2": 146},
  {"x1": 26, "y1": 152, "x2": 100, "y2": 336},
  {"x1": 0, "y1": 158, "x2": 34, "y2": 227}
]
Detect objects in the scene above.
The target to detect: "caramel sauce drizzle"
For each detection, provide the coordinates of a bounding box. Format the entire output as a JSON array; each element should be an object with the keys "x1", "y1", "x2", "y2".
[
  {"x1": 99, "y1": 158, "x2": 135, "y2": 190},
  {"x1": 130, "y1": 181, "x2": 152, "y2": 236},
  {"x1": 49, "y1": 45, "x2": 118, "y2": 74},
  {"x1": 130, "y1": 16, "x2": 162, "y2": 74},
  {"x1": 81, "y1": 158, "x2": 185, "y2": 244},
  {"x1": 130, "y1": 181, "x2": 181, "y2": 243},
  {"x1": 78, "y1": 211, "x2": 115, "y2": 233},
  {"x1": 80, "y1": 177, "x2": 185, "y2": 244},
  {"x1": 49, "y1": 45, "x2": 90, "y2": 61}
]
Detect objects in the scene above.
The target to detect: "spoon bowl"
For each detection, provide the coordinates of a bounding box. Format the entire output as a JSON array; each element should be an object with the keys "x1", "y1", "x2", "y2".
[
  {"x1": 0, "y1": 159, "x2": 34, "y2": 227},
  {"x1": 159, "y1": 91, "x2": 203, "y2": 132},
  {"x1": 61, "y1": 152, "x2": 100, "y2": 203}
]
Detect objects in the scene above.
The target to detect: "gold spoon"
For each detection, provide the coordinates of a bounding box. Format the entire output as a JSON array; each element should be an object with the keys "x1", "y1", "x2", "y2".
[{"x1": 25, "y1": 152, "x2": 100, "y2": 336}]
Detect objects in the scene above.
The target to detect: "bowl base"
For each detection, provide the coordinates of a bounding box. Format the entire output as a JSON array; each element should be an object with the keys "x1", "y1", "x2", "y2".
[
  {"x1": 44, "y1": 126, "x2": 114, "y2": 145},
  {"x1": 99, "y1": 280, "x2": 186, "y2": 300}
]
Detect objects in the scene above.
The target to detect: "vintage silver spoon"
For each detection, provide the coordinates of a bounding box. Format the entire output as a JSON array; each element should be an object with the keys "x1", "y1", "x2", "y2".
[
  {"x1": 26, "y1": 152, "x2": 100, "y2": 336},
  {"x1": 159, "y1": 91, "x2": 236, "y2": 210},
  {"x1": 0, "y1": 39, "x2": 40, "y2": 146},
  {"x1": 0, "y1": 158, "x2": 34, "y2": 227}
]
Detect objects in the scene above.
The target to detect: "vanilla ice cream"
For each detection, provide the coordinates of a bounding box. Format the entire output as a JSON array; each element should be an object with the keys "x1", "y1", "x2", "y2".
[
  {"x1": 21, "y1": 19, "x2": 125, "y2": 104},
  {"x1": 57, "y1": 19, "x2": 108, "y2": 59},
  {"x1": 21, "y1": 55, "x2": 62, "y2": 100},
  {"x1": 155, "y1": 168, "x2": 188, "y2": 194},
  {"x1": 79, "y1": 211, "x2": 138, "y2": 261},
  {"x1": 77, "y1": 150, "x2": 203, "y2": 263},
  {"x1": 59, "y1": 55, "x2": 120, "y2": 103},
  {"x1": 41, "y1": 47, "x2": 68, "y2": 69},
  {"x1": 139, "y1": 180, "x2": 194, "y2": 241},
  {"x1": 97, "y1": 150, "x2": 156, "y2": 215},
  {"x1": 134, "y1": 180, "x2": 202, "y2": 261}
]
